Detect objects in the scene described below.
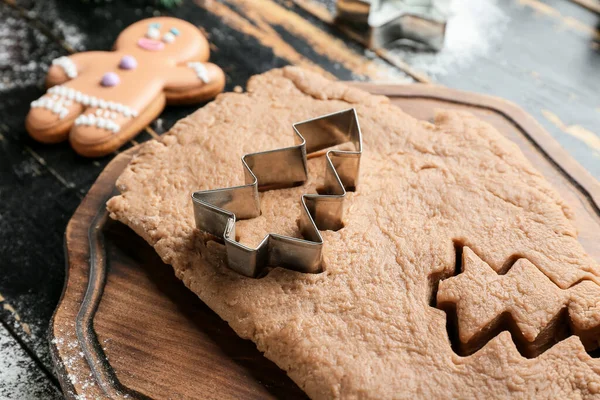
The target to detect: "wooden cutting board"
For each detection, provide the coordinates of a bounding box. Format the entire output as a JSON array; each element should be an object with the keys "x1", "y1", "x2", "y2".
[{"x1": 50, "y1": 83, "x2": 600, "y2": 399}]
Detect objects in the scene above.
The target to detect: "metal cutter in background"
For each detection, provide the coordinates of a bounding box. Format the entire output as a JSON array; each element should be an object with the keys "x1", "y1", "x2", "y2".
[{"x1": 336, "y1": 0, "x2": 451, "y2": 51}]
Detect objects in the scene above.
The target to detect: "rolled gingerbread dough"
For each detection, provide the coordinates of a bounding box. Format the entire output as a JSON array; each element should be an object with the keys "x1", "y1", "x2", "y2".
[{"x1": 107, "y1": 67, "x2": 600, "y2": 399}]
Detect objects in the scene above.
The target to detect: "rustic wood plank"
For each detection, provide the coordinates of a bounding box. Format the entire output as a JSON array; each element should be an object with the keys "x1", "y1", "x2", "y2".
[
  {"x1": 528, "y1": 0, "x2": 600, "y2": 35},
  {"x1": 187, "y1": 0, "x2": 410, "y2": 81}
]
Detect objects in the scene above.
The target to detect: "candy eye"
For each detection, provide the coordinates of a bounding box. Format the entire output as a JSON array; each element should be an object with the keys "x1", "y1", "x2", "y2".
[
  {"x1": 170, "y1": 28, "x2": 180, "y2": 36},
  {"x1": 162, "y1": 32, "x2": 176, "y2": 43},
  {"x1": 147, "y1": 27, "x2": 160, "y2": 40}
]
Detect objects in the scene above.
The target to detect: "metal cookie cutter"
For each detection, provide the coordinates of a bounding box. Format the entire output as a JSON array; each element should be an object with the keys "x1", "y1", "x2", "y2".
[
  {"x1": 192, "y1": 108, "x2": 362, "y2": 278},
  {"x1": 336, "y1": 0, "x2": 450, "y2": 51}
]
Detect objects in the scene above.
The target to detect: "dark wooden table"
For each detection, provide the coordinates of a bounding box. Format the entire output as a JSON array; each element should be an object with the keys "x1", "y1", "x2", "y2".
[{"x1": 0, "y1": 0, "x2": 598, "y2": 397}]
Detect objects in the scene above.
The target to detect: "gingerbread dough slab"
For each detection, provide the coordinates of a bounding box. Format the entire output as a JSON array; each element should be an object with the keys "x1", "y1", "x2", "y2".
[
  {"x1": 107, "y1": 67, "x2": 600, "y2": 399},
  {"x1": 26, "y1": 17, "x2": 225, "y2": 157}
]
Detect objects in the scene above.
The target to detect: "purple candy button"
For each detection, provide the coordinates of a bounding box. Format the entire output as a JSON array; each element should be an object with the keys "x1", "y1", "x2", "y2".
[
  {"x1": 119, "y1": 55, "x2": 137, "y2": 70},
  {"x1": 101, "y1": 72, "x2": 120, "y2": 87}
]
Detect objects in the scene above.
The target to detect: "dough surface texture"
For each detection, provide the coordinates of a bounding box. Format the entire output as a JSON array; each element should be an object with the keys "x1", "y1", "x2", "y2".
[{"x1": 107, "y1": 67, "x2": 600, "y2": 399}]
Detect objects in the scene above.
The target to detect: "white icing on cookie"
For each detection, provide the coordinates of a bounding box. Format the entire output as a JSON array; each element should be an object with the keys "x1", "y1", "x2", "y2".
[
  {"x1": 45, "y1": 85, "x2": 138, "y2": 118},
  {"x1": 32, "y1": 85, "x2": 140, "y2": 123},
  {"x1": 52, "y1": 56, "x2": 78, "y2": 79},
  {"x1": 30, "y1": 97, "x2": 69, "y2": 119},
  {"x1": 74, "y1": 114, "x2": 120, "y2": 133},
  {"x1": 146, "y1": 26, "x2": 161, "y2": 40},
  {"x1": 187, "y1": 62, "x2": 209, "y2": 83}
]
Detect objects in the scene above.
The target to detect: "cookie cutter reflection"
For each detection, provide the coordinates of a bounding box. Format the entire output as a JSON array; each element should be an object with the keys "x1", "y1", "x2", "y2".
[{"x1": 336, "y1": 0, "x2": 451, "y2": 51}]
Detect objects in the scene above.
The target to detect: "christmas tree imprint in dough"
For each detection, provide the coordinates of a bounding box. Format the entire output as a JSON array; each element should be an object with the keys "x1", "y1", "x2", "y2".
[{"x1": 435, "y1": 246, "x2": 600, "y2": 358}]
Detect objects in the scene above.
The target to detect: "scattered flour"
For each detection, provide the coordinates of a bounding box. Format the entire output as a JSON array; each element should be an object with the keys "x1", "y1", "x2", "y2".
[
  {"x1": 51, "y1": 330, "x2": 124, "y2": 399},
  {"x1": 0, "y1": 0, "x2": 86, "y2": 92},
  {"x1": 0, "y1": 15, "x2": 47, "y2": 91},
  {"x1": 0, "y1": 291, "x2": 60, "y2": 393},
  {"x1": 0, "y1": 326, "x2": 61, "y2": 399},
  {"x1": 386, "y1": 0, "x2": 509, "y2": 77},
  {"x1": 13, "y1": 158, "x2": 43, "y2": 179}
]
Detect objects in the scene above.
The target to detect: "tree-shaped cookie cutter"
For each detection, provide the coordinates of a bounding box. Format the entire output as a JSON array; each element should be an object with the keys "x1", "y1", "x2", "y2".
[{"x1": 192, "y1": 108, "x2": 362, "y2": 278}]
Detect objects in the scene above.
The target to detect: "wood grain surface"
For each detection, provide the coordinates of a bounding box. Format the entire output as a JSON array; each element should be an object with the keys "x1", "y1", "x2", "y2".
[{"x1": 50, "y1": 83, "x2": 600, "y2": 399}]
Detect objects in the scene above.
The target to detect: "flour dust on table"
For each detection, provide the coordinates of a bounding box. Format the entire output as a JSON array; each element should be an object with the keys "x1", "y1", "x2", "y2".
[
  {"x1": 0, "y1": 0, "x2": 86, "y2": 93},
  {"x1": 0, "y1": 325, "x2": 62, "y2": 400}
]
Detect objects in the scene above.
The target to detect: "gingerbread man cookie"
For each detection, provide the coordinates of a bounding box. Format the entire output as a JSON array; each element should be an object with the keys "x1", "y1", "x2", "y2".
[{"x1": 26, "y1": 17, "x2": 225, "y2": 157}]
